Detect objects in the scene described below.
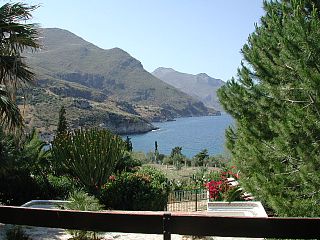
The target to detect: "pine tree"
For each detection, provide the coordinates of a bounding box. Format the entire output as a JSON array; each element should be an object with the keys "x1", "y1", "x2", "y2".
[
  {"x1": 125, "y1": 136, "x2": 133, "y2": 152},
  {"x1": 57, "y1": 105, "x2": 68, "y2": 135},
  {"x1": 218, "y1": 0, "x2": 320, "y2": 217}
]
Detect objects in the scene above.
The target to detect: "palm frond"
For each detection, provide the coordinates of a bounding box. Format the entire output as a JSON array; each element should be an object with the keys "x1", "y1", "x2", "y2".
[
  {"x1": 0, "y1": 85, "x2": 23, "y2": 130},
  {"x1": 0, "y1": 2, "x2": 40, "y2": 131},
  {"x1": 0, "y1": 55, "x2": 35, "y2": 86}
]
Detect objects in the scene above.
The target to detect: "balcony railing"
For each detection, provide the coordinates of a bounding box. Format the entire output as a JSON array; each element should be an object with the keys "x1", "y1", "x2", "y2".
[{"x1": 1, "y1": 205, "x2": 320, "y2": 239}]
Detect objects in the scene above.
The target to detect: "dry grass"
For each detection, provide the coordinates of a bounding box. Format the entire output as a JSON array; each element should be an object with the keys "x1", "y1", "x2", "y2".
[{"x1": 146, "y1": 163, "x2": 218, "y2": 181}]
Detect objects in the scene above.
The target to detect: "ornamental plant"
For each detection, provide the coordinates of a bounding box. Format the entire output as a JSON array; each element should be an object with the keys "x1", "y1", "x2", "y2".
[
  {"x1": 65, "y1": 191, "x2": 103, "y2": 240},
  {"x1": 52, "y1": 128, "x2": 126, "y2": 195},
  {"x1": 100, "y1": 166, "x2": 169, "y2": 210},
  {"x1": 206, "y1": 166, "x2": 243, "y2": 202}
]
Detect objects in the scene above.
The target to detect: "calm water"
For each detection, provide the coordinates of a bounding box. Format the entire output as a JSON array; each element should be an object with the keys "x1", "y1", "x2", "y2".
[{"x1": 127, "y1": 114, "x2": 234, "y2": 158}]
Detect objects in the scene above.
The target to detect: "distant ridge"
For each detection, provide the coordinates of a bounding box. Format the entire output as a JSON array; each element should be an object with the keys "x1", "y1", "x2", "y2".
[
  {"x1": 152, "y1": 67, "x2": 225, "y2": 111},
  {"x1": 21, "y1": 28, "x2": 218, "y2": 135}
]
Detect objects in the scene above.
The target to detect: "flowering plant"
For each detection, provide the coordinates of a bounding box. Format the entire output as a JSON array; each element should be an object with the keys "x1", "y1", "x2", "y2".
[
  {"x1": 206, "y1": 180, "x2": 226, "y2": 200},
  {"x1": 205, "y1": 166, "x2": 243, "y2": 201}
]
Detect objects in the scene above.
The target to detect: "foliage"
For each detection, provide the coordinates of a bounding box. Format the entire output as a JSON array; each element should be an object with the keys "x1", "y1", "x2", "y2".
[
  {"x1": 206, "y1": 154, "x2": 229, "y2": 168},
  {"x1": 0, "y1": 168, "x2": 43, "y2": 205},
  {"x1": 138, "y1": 165, "x2": 170, "y2": 188},
  {"x1": 0, "y1": 127, "x2": 54, "y2": 205},
  {"x1": 170, "y1": 146, "x2": 183, "y2": 158},
  {"x1": 125, "y1": 136, "x2": 133, "y2": 152},
  {"x1": 5, "y1": 226, "x2": 31, "y2": 240},
  {"x1": 0, "y1": 85, "x2": 22, "y2": 131},
  {"x1": 169, "y1": 146, "x2": 186, "y2": 169},
  {"x1": 100, "y1": 166, "x2": 169, "y2": 210},
  {"x1": 66, "y1": 190, "x2": 102, "y2": 212},
  {"x1": 114, "y1": 152, "x2": 141, "y2": 173},
  {"x1": 190, "y1": 167, "x2": 212, "y2": 189},
  {"x1": 206, "y1": 166, "x2": 243, "y2": 202},
  {"x1": 19, "y1": 128, "x2": 52, "y2": 177},
  {"x1": 52, "y1": 128, "x2": 126, "y2": 194},
  {"x1": 45, "y1": 175, "x2": 78, "y2": 199},
  {"x1": 193, "y1": 149, "x2": 209, "y2": 167},
  {"x1": 0, "y1": 2, "x2": 40, "y2": 130},
  {"x1": 0, "y1": 126, "x2": 20, "y2": 174},
  {"x1": 57, "y1": 105, "x2": 68, "y2": 135},
  {"x1": 218, "y1": 0, "x2": 320, "y2": 216},
  {"x1": 65, "y1": 191, "x2": 102, "y2": 240}
]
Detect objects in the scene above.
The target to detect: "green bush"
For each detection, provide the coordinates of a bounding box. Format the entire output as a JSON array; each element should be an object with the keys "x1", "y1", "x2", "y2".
[
  {"x1": 114, "y1": 152, "x2": 141, "y2": 173},
  {"x1": 100, "y1": 166, "x2": 169, "y2": 210},
  {"x1": 65, "y1": 191, "x2": 102, "y2": 240},
  {"x1": 45, "y1": 175, "x2": 79, "y2": 199},
  {"x1": 52, "y1": 128, "x2": 126, "y2": 194},
  {"x1": 0, "y1": 128, "x2": 55, "y2": 205},
  {"x1": 0, "y1": 169, "x2": 43, "y2": 206}
]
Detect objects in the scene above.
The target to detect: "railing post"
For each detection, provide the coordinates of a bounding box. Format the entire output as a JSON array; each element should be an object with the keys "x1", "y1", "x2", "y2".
[{"x1": 163, "y1": 213, "x2": 171, "y2": 240}]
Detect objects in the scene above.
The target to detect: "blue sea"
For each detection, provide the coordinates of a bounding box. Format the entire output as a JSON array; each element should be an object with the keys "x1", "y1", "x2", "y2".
[{"x1": 126, "y1": 114, "x2": 234, "y2": 158}]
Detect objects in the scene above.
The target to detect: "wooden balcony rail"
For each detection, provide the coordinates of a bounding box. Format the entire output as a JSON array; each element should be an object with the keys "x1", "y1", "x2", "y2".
[{"x1": 1, "y1": 205, "x2": 320, "y2": 239}]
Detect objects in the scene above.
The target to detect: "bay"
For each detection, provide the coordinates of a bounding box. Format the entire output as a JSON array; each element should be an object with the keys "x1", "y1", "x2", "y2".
[{"x1": 127, "y1": 114, "x2": 234, "y2": 158}]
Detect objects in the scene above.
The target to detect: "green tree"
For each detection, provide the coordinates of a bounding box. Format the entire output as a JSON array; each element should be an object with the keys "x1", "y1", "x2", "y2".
[
  {"x1": 125, "y1": 136, "x2": 133, "y2": 152},
  {"x1": 0, "y1": 3, "x2": 39, "y2": 130},
  {"x1": 56, "y1": 105, "x2": 68, "y2": 135},
  {"x1": 194, "y1": 149, "x2": 209, "y2": 167},
  {"x1": 170, "y1": 146, "x2": 182, "y2": 157},
  {"x1": 52, "y1": 128, "x2": 126, "y2": 195},
  {"x1": 170, "y1": 146, "x2": 184, "y2": 169},
  {"x1": 218, "y1": 0, "x2": 320, "y2": 217}
]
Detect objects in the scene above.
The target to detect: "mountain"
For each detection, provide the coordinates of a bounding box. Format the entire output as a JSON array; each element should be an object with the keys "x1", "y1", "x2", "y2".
[
  {"x1": 152, "y1": 67, "x2": 225, "y2": 111},
  {"x1": 21, "y1": 28, "x2": 217, "y2": 136}
]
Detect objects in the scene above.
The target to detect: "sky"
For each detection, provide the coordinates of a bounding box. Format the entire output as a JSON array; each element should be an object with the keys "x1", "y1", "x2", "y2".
[{"x1": 6, "y1": 0, "x2": 265, "y2": 82}]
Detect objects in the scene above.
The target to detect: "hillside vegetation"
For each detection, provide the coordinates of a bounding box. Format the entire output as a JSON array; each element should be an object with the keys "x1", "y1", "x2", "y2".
[{"x1": 21, "y1": 28, "x2": 218, "y2": 136}]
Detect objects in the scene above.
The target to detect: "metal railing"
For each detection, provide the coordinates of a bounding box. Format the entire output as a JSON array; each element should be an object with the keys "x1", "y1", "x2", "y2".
[
  {"x1": 167, "y1": 189, "x2": 207, "y2": 212},
  {"x1": 1, "y1": 205, "x2": 320, "y2": 239}
]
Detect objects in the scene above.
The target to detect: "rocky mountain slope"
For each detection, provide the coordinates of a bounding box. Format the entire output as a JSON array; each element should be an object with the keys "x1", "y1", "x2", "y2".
[
  {"x1": 21, "y1": 28, "x2": 218, "y2": 135},
  {"x1": 152, "y1": 67, "x2": 225, "y2": 111}
]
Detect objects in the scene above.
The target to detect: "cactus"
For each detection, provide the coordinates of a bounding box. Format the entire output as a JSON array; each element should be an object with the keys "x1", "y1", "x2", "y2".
[{"x1": 52, "y1": 128, "x2": 125, "y2": 194}]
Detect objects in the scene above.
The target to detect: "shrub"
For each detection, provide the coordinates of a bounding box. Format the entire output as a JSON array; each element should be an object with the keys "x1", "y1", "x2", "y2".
[
  {"x1": 100, "y1": 166, "x2": 169, "y2": 210},
  {"x1": 206, "y1": 166, "x2": 243, "y2": 202},
  {"x1": 114, "y1": 152, "x2": 141, "y2": 173},
  {"x1": 0, "y1": 169, "x2": 43, "y2": 205},
  {"x1": 52, "y1": 128, "x2": 126, "y2": 194},
  {"x1": 65, "y1": 191, "x2": 103, "y2": 240},
  {"x1": 45, "y1": 175, "x2": 79, "y2": 199}
]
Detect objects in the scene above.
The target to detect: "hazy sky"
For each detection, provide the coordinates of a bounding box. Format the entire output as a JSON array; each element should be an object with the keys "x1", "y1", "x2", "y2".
[{"x1": 7, "y1": 0, "x2": 265, "y2": 81}]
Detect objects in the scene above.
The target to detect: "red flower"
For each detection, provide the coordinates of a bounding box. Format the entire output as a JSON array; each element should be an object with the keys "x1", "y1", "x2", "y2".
[{"x1": 109, "y1": 175, "x2": 116, "y2": 181}]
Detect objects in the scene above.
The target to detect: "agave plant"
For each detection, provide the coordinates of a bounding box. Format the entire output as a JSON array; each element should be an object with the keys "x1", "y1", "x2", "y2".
[{"x1": 52, "y1": 128, "x2": 126, "y2": 194}]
